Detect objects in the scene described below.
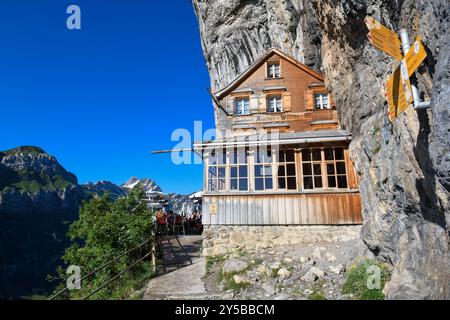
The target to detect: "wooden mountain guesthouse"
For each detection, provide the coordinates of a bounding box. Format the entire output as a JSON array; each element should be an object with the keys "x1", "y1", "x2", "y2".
[{"x1": 194, "y1": 48, "x2": 362, "y2": 226}]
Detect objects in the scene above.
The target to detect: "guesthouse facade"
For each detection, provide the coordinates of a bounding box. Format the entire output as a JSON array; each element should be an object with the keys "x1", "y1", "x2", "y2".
[{"x1": 195, "y1": 49, "x2": 362, "y2": 226}]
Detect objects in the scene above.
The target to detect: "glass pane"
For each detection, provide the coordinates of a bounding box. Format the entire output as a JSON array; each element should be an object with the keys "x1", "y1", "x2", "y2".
[
  {"x1": 239, "y1": 165, "x2": 248, "y2": 177},
  {"x1": 208, "y1": 166, "x2": 217, "y2": 178},
  {"x1": 231, "y1": 167, "x2": 237, "y2": 178},
  {"x1": 218, "y1": 167, "x2": 225, "y2": 178},
  {"x1": 287, "y1": 164, "x2": 296, "y2": 176},
  {"x1": 268, "y1": 98, "x2": 275, "y2": 112},
  {"x1": 231, "y1": 179, "x2": 238, "y2": 190},
  {"x1": 301, "y1": 149, "x2": 311, "y2": 162},
  {"x1": 218, "y1": 177, "x2": 226, "y2": 190},
  {"x1": 263, "y1": 165, "x2": 272, "y2": 176},
  {"x1": 303, "y1": 177, "x2": 313, "y2": 189},
  {"x1": 278, "y1": 150, "x2": 285, "y2": 162},
  {"x1": 336, "y1": 162, "x2": 346, "y2": 174},
  {"x1": 218, "y1": 152, "x2": 226, "y2": 164},
  {"x1": 302, "y1": 163, "x2": 312, "y2": 175},
  {"x1": 257, "y1": 149, "x2": 271, "y2": 163},
  {"x1": 237, "y1": 150, "x2": 247, "y2": 164},
  {"x1": 255, "y1": 178, "x2": 264, "y2": 191},
  {"x1": 312, "y1": 149, "x2": 322, "y2": 161},
  {"x1": 313, "y1": 164, "x2": 321, "y2": 175},
  {"x1": 286, "y1": 150, "x2": 295, "y2": 162},
  {"x1": 337, "y1": 176, "x2": 347, "y2": 188},
  {"x1": 255, "y1": 165, "x2": 263, "y2": 177},
  {"x1": 209, "y1": 154, "x2": 217, "y2": 165},
  {"x1": 314, "y1": 176, "x2": 323, "y2": 188},
  {"x1": 265, "y1": 177, "x2": 273, "y2": 189},
  {"x1": 276, "y1": 98, "x2": 282, "y2": 112},
  {"x1": 287, "y1": 177, "x2": 296, "y2": 190},
  {"x1": 278, "y1": 177, "x2": 286, "y2": 189},
  {"x1": 328, "y1": 176, "x2": 336, "y2": 188},
  {"x1": 325, "y1": 148, "x2": 334, "y2": 160},
  {"x1": 278, "y1": 165, "x2": 285, "y2": 177},
  {"x1": 208, "y1": 180, "x2": 215, "y2": 191},
  {"x1": 335, "y1": 148, "x2": 344, "y2": 160},
  {"x1": 230, "y1": 152, "x2": 237, "y2": 164},
  {"x1": 239, "y1": 178, "x2": 248, "y2": 191},
  {"x1": 327, "y1": 164, "x2": 335, "y2": 174}
]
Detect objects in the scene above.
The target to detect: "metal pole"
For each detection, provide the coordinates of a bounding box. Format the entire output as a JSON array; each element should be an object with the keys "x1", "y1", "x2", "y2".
[{"x1": 399, "y1": 29, "x2": 431, "y2": 110}]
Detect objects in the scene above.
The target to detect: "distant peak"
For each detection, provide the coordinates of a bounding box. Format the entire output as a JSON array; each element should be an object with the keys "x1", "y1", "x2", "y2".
[
  {"x1": 122, "y1": 177, "x2": 162, "y2": 192},
  {"x1": 1, "y1": 146, "x2": 47, "y2": 156}
]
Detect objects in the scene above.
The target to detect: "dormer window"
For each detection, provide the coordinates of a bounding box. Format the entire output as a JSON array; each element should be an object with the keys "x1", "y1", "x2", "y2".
[
  {"x1": 315, "y1": 93, "x2": 330, "y2": 109},
  {"x1": 235, "y1": 97, "x2": 250, "y2": 115},
  {"x1": 267, "y1": 96, "x2": 282, "y2": 113},
  {"x1": 267, "y1": 61, "x2": 281, "y2": 78}
]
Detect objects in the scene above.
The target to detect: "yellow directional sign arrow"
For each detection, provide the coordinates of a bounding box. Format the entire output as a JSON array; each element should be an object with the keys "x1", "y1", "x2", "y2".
[
  {"x1": 365, "y1": 16, "x2": 403, "y2": 61},
  {"x1": 386, "y1": 63, "x2": 413, "y2": 121},
  {"x1": 404, "y1": 36, "x2": 427, "y2": 78},
  {"x1": 385, "y1": 36, "x2": 427, "y2": 121}
]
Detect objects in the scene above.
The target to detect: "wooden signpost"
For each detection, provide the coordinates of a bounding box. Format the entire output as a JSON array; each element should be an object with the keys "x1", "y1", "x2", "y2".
[{"x1": 365, "y1": 16, "x2": 428, "y2": 121}]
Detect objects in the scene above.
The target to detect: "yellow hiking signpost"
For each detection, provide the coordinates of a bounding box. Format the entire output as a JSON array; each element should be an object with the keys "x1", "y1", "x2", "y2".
[
  {"x1": 365, "y1": 16, "x2": 403, "y2": 61},
  {"x1": 385, "y1": 63, "x2": 413, "y2": 121},
  {"x1": 365, "y1": 16, "x2": 429, "y2": 121}
]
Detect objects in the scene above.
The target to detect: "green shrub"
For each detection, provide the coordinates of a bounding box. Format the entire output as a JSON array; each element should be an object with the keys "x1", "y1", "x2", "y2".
[
  {"x1": 309, "y1": 291, "x2": 326, "y2": 300},
  {"x1": 343, "y1": 259, "x2": 391, "y2": 300},
  {"x1": 50, "y1": 188, "x2": 155, "y2": 300}
]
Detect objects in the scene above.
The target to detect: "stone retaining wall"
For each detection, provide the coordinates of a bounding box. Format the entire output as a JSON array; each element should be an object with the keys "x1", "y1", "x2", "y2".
[{"x1": 202, "y1": 225, "x2": 362, "y2": 256}]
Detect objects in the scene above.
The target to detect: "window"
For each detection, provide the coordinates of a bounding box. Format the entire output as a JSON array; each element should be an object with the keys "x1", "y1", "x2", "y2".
[
  {"x1": 278, "y1": 149, "x2": 297, "y2": 190},
  {"x1": 207, "y1": 150, "x2": 226, "y2": 192},
  {"x1": 324, "y1": 147, "x2": 347, "y2": 188},
  {"x1": 255, "y1": 148, "x2": 273, "y2": 191},
  {"x1": 302, "y1": 148, "x2": 323, "y2": 189},
  {"x1": 235, "y1": 98, "x2": 250, "y2": 115},
  {"x1": 267, "y1": 62, "x2": 281, "y2": 78},
  {"x1": 267, "y1": 96, "x2": 282, "y2": 113},
  {"x1": 315, "y1": 93, "x2": 330, "y2": 109},
  {"x1": 230, "y1": 148, "x2": 248, "y2": 191},
  {"x1": 302, "y1": 147, "x2": 348, "y2": 190}
]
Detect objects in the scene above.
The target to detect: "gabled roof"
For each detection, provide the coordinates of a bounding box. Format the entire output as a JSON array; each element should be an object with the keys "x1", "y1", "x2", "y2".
[{"x1": 214, "y1": 48, "x2": 325, "y2": 99}]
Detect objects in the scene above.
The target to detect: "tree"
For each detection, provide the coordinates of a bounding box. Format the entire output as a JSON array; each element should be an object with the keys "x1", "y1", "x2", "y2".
[{"x1": 52, "y1": 187, "x2": 154, "y2": 299}]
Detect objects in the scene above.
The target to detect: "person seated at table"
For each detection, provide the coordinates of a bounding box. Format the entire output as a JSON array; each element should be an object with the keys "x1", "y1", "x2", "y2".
[{"x1": 156, "y1": 209, "x2": 166, "y2": 225}]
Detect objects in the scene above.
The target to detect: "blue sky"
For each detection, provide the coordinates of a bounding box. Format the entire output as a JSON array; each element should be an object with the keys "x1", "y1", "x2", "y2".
[{"x1": 0, "y1": 1, "x2": 215, "y2": 194}]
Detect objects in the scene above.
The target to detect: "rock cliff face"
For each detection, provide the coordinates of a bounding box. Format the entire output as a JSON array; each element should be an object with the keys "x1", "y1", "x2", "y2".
[{"x1": 192, "y1": 0, "x2": 450, "y2": 299}]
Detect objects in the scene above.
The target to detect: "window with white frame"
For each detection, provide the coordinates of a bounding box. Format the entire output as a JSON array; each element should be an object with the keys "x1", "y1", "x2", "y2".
[
  {"x1": 255, "y1": 148, "x2": 273, "y2": 191},
  {"x1": 207, "y1": 150, "x2": 226, "y2": 192},
  {"x1": 235, "y1": 98, "x2": 250, "y2": 115},
  {"x1": 277, "y1": 149, "x2": 297, "y2": 190},
  {"x1": 230, "y1": 148, "x2": 248, "y2": 191},
  {"x1": 267, "y1": 96, "x2": 282, "y2": 113},
  {"x1": 314, "y1": 93, "x2": 330, "y2": 109},
  {"x1": 267, "y1": 61, "x2": 281, "y2": 78}
]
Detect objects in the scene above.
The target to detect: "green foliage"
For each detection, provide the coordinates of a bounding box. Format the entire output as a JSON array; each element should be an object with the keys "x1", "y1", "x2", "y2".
[
  {"x1": 343, "y1": 259, "x2": 391, "y2": 300},
  {"x1": 219, "y1": 270, "x2": 251, "y2": 292},
  {"x1": 309, "y1": 291, "x2": 326, "y2": 300},
  {"x1": 52, "y1": 188, "x2": 155, "y2": 300}
]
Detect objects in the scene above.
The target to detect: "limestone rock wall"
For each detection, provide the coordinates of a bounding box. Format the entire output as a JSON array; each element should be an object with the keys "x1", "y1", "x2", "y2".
[{"x1": 192, "y1": 0, "x2": 450, "y2": 299}]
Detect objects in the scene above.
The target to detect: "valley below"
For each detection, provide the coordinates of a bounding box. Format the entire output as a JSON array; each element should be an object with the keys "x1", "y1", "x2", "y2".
[{"x1": 0, "y1": 146, "x2": 193, "y2": 299}]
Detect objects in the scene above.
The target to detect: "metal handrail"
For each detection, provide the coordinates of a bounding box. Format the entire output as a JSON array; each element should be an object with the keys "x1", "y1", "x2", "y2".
[
  {"x1": 83, "y1": 251, "x2": 152, "y2": 300},
  {"x1": 48, "y1": 238, "x2": 151, "y2": 300}
]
